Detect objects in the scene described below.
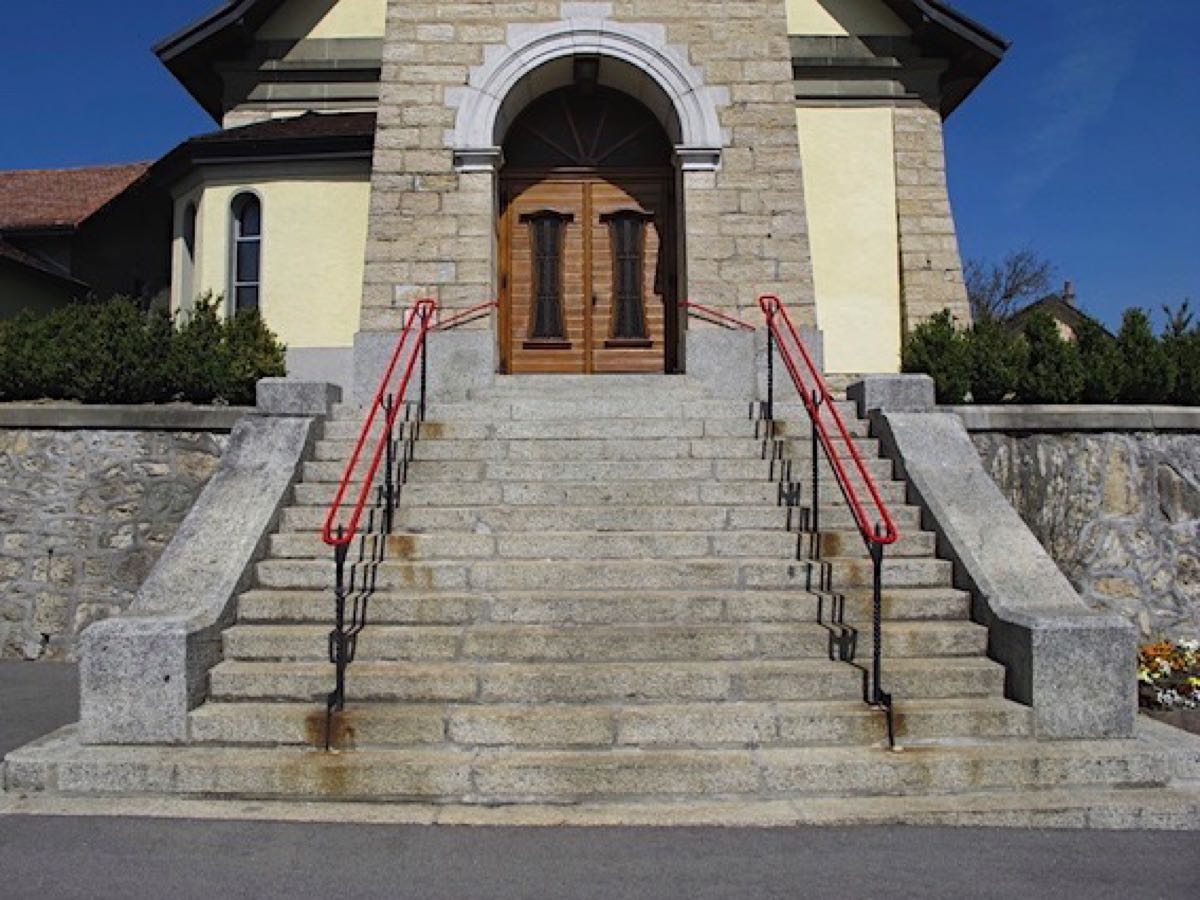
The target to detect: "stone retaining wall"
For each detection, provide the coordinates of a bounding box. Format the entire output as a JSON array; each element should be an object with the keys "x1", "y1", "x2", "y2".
[
  {"x1": 0, "y1": 407, "x2": 246, "y2": 660},
  {"x1": 963, "y1": 408, "x2": 1200, "y2": 640}
]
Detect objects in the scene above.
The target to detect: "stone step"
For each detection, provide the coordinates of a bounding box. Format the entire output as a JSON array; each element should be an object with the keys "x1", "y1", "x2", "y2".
[
  {"x1": 279, "y1": 503, "x2": 925, "y2": 534},
  {"x1": 253, "y1": 556, "x2": 953, "y2": 592},
  {"x1": 207, "y1": 657, "x2": 1005, "y2": 704},
  {"x1": 319, "y1": 416, "x2": 870, "y2": 441},
  {"x1": 294, "y1": 478, "x2": 908, "y2": 508},
  {"x1": 300, "y1": 457, "x2": 897, "y2": 485},
  {"x1": 466, "y1": 374, "x2": 716, "y2": 398},
  {"x1": 235, "y1": 587, "x2": 972, "y2": 626},
  {"x1": 188, "y1": 697, "x2": 1034, "y2": 749},
  {"x1": 221, "y1": 621, "x2": 987, "y2": 663},
  {"x1": 312, "y1": 435, "x2": 883, "y2": 463},
  {"x1": 266, "y1": 530, "x2": 938, "y2": 561},
  {"x1": 8, "y1": 738, "x2": 1165, "y2": 803},
  {"x1": 330, "y1": 398, "x2": 859, "y2": 423}
]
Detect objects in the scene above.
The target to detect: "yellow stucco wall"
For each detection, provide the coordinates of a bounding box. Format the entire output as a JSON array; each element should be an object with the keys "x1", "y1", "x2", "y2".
[
  {"x1": 173, "y1": 171, "x2": 368, "y2": 350},
  {"x1": 786, "y1": 0, "x2": 910, "y2": 36},
  {"x1": 258, "y1": 0, "x2": 387, "y2": 41},
  {"x1": 797, "y1": 107, "x2": 902, "y2": 374}
]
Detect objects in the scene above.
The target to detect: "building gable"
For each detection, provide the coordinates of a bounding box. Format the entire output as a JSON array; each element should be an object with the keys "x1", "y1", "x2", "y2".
[{"x1": 257, "y1": 0, "x2": 386, "y2": 41}]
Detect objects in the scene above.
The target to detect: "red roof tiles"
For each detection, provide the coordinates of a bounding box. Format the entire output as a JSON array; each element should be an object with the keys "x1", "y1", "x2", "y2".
[{"x1": 0, "y1": 162, "x2": 150, "y2": 232}]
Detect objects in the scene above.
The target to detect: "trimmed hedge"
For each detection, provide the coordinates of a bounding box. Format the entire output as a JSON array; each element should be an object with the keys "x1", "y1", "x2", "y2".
[
  {"x1": 0, "y1": 295, "x2": 285, "y2": 405},
  {"x1": 903, "y1": 307, "x2": 1199, "y2": 405}
]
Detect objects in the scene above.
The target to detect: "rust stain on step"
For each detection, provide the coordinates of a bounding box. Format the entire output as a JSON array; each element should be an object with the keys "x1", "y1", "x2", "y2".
[
  {"x1": 390, "y1": 534, "x2": 416, "y2": 560},
  {"x1": 422, "y1": 421, "x2": 445, "y2": 440},
  {"x1": 305, "y1": 708, "x2": 358, "y2": 752}
]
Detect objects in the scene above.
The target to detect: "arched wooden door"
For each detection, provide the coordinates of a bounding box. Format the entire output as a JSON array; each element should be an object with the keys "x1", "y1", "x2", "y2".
[{"x1": 499, "y1": 87, "x2": 678, "y2": 374}]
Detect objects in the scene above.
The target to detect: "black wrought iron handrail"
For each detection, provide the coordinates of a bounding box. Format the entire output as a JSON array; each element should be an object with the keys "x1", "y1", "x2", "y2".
[{"x1": 753, "y1": 293, "x2": 901, "y2": 749}]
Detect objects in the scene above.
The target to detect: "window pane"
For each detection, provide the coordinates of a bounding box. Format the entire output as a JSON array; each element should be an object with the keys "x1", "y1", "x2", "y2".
[
  {"x1": 610, "y1": 215, "x2": 647, "y2": 339},
  {"x1": 237, "y1": 198, "x2": 261, "y2": 237},
  {"x1": 236, "y1": 239, "x2": 260, "y2": 283},
  {"x1": 235, "y1": 285, "x2": 259, "y2": 312},
  {"x1": 530, "y1": 216, "x2": 566, "y2": 340}
]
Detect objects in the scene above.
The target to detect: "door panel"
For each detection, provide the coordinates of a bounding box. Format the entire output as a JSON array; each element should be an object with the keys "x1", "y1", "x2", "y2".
[
  {"x1": 504, "y1": 180, "x2": 587, "y2": 374},
  {"x1": 502, "y1": 175, "x2": 673, "y2": 375},
  {"x1": 589, "y1": 179, "x2": 669, "y2": 374}
]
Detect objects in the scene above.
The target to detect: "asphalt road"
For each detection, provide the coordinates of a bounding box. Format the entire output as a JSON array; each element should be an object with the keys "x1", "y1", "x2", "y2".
[{"x1": 1, "y1": 662, "x2": 1197, "y2": 900}]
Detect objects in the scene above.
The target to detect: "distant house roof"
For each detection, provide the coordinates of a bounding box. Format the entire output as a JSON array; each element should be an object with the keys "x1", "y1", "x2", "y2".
[
  {"x1": 1007, "y1": 292, "x2": 1111, "y2": 338},
  {"x1": 0, "y1": 163, "x2": 151, "y2": 233},
  {"x1": 155, "y1": 0, "x2": 1008, "y2": 121}
]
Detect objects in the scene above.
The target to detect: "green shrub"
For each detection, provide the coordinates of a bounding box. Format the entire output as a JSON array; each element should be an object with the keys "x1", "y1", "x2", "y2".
[
  {"x1": 1116, "y1": 308, "x2": 1174, "y2": 404},
  {"x1": 1018, "y1": 311, "x2": 1084, "y2": 403},
  {"x1": 0, "y1": 294, "x2": 286, "y2": 405},
  {"x1": 1165, "y1": 332, "x2": 1200, "y2": 406},
  {"x1": 901, "y1": 310, "x2": 971, "y2": 404},
  {"x1": 1074, "y1": 319, "x2": 1123, "y2": 403},
  {"x1": 967, "y1": 318, "x2": 1026, "y2": 403}
]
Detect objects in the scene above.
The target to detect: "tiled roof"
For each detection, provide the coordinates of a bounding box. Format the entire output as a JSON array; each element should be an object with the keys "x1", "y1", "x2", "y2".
[
  {"x1": 0, "y1": 162, "x2": 150, "y2": 232},
  {"x1": 191, "y1": 111, "x2": 377, "y2": 145}
]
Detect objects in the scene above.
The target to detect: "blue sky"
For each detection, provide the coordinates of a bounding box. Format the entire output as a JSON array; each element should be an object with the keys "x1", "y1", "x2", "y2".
[{"x1": 0, "y1": 1, "x2": 1196, "y2": 329}]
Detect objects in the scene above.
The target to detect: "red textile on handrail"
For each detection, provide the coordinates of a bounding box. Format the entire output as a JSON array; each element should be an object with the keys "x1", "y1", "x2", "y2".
[
  {"x1": 679, "y1": 299, "x2": 756, "y2": 332},
  {"x1": 322, "y1": 298, "x2": 438, "y2": 548},
  {"x1": 758, "y1": 294, "x2": 899, "y2": 547}
]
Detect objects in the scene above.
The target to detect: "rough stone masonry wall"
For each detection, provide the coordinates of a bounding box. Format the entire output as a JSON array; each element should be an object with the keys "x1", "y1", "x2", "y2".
[
  {"x1": 0, "y1": 430, "x2": 227, "y2": 660},
  {"x1": 362, "y1": 0, "x2": 815, "y2": 332},
  {"x1": 894, "y1": 105, "x2": 970, "y2": 329},
  {"x1": 974, "y1": 431, "x2": 1200, "y2": 640}
]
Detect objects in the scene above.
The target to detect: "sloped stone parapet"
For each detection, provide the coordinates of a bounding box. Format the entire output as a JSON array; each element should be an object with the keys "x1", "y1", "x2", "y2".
[
  {"x1": 868, "y1": 400, "x2": 1137, "y2": 740},
  {"x1": 79, "y1": 415, "x2": 318, "y2": 744},
  {"x1": 256, "y1": 379, "x2": 342, "y2": 417}
]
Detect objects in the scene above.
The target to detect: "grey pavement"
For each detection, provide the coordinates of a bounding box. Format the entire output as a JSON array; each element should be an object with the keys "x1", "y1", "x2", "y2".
[{"x1": 2, "y1": 662, "x2": 1197, "y2": 900}]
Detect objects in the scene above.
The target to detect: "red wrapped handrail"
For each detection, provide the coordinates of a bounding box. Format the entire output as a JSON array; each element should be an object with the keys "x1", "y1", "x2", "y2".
[
  {"x1": 758, "y1": 294, "x2": 899, "y2": 547},
  {"x1": 679, "y1": 299, "x2": 756, "y2": 332},
  {"x1": 435, "y1": 300, "x2": 498, "y2": 332},
  {"x1": 321, "y1": 298, "x2": 438, "y2": 548}
]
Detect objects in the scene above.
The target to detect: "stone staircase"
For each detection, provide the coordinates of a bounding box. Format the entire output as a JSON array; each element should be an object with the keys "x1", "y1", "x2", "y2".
[{"x1": 7, "y1": 375, "x2": 1197, "y2": 825}]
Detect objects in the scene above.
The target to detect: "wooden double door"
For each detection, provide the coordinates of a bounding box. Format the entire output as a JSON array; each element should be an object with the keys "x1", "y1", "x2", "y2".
[{"x1": 500, "y1": 174, "x2": 676, "y2": 374}]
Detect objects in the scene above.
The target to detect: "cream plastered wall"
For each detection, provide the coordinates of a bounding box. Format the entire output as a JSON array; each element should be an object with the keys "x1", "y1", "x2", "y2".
[
  {"x1": 786, "y1": 0, "x2": 910, "y2": 36},
  {"x1": 176, "y1": 170, "x2": 368, "y2": 350},
  {"x1": 258, "y1": 0, "x2": 386, "y2": 40},
  {"x1": 797, "y1": 107, "x2": 902, "y2": 374}
]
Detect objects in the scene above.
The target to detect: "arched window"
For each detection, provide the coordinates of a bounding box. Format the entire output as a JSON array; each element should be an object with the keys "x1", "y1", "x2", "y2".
[
  {"x1": 180, "y1": 201, "x2": 197, "y2": 307},
  {"x1": 230, "y1": 193, "x2": 262, "y2": 312}
]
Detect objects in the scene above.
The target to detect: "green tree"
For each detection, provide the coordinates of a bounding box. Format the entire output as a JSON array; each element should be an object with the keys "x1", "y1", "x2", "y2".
[
  {"x1": 1116, "y1": 308, "x2": 1174, "y2": 404},
  {"x1": 223, "y1": 308, "x2": 287, "y2": 405},
  {"x1": 1018, "y1": 310, "x2": 1084, "y2": 403},
  {"x1": 1162, "y1": 300, "x2": 1200, "y2": 405},
  {"x1": 967, "y1": 318, "x2": 1026, "y2": 403},
  {"x1": 1076, "y1": 319, "x2": 1123, "y2": 403},
  {"x1": 901, "y1": 310, "x2": 971, "y2": 404}
]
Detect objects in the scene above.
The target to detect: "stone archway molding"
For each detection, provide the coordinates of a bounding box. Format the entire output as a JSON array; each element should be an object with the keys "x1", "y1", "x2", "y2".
[{"x1": 449, "y1": 7, "x2": 726, "y2": 173}]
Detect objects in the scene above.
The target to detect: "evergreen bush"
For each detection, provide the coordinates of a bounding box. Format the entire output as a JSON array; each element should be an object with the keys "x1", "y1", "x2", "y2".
[
  {"x1": 1075, "y1": 319, "x2": 1124, "y2": 403},
  {"x1": 967, "y1": 318, "x2": 1026, "y2": 403},
  {"x1": 1116, "y1": 308, "x2": 1174, "y2": 404},
  {"x1": 901, "y1": 310, "x2": 971, "y2": 404},
  {"x1": 1018, "y1": 311, "x2": 1084, "y2": 403},
  {"x1": 0, "y1": 294, "x2": 285, "y2": 405}
]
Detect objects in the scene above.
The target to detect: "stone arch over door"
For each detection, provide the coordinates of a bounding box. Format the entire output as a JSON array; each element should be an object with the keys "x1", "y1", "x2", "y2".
[{"x1": 448, "y1": 17, "x2": 726, "y2": 173}]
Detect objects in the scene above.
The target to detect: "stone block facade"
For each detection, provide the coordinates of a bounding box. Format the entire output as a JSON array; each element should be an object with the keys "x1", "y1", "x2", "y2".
[
  {"x1": 0, "y1": 429, "x2": 227, "y2": 660},
  {"x1": 361, "y1": 0, "x2": 816, "y2": 336},
  {"x1": 894, "y1": 105, "x2": 970, "y2": 329}
]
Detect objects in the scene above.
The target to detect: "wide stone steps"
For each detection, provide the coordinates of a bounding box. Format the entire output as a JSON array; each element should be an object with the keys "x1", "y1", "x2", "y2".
[
  {"x1": 278, "y1": 503, "x2": 925, "y2": 534},
  {"x1": 220, "y1": 621, "x2": 987, "y2": 664},
  {"x1": 300, "y1": 457, "x2": 897, "y2": 485},
  {"x1": 254, "y1": 556, "x2": 954, "y2": 592},
  {"x1": 312, "y1": 435, "x2": 883, "y2": 462},
  {"x1": 7, "y1": 738, "x2": 1166, "y2": 804},
  {"x1": 207, "y1": 657, "x2": 1005, "y2": 704},
  {"x1": 266, "y1": 529, "x2": 938, "y2": 561},
  {"x1": 187, "y1": 698, "x2": 1034, "y2": 749},
  {"x1": 294, "y1": 478, "x2": 909, "y2": 508},
  {"x1": 319, "y1": 416, "x2": 871, "y2": 441},
  {"x1": 331, "y1": 398, "x2": 859, "y2": 422},
  {"x1": 235, "y1": 587, "x2": 973, "y2": 626}
]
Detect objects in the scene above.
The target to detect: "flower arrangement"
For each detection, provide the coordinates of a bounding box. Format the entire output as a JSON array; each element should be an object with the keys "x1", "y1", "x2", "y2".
[{"x1": 1138, "y1": 639, "x2": 1200, "y2": 711}]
